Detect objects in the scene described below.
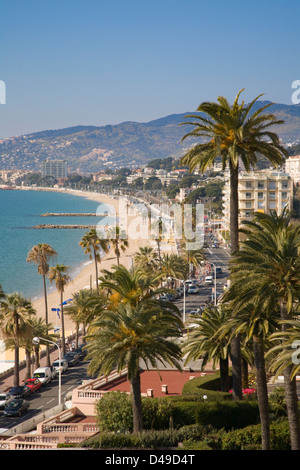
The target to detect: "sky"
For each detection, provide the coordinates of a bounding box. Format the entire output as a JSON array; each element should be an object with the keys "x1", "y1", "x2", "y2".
[{"x1": 1, "y1": 0, "x2": 300, "y2": 138}]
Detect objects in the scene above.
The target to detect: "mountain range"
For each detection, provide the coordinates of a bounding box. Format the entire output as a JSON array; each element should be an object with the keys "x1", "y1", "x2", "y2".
[{"x1": 1, "y1": 101, "x2": 300, "y2": 174}]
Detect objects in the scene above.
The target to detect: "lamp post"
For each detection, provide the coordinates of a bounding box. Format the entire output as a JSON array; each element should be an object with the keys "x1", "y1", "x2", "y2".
[
  {"x1": 32, "y1": 336, "x2": 62, "y2": 405},
  {"x1": 209, "y1": 262, "x2": 217, "y2": 306}
]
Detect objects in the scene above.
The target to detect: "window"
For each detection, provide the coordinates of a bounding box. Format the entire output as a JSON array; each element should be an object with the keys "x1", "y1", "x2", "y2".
[
  {"x1": 269, "y1": 181, "x2": 276, "y2": 190},
  {"x1": 258, "y1": 192, "x2": 264, "y2": 199},
  {"x1": 246, "y1": 192, "x2": 252, "y2": 199},
  {"x1": 269, "y1": 201, "x2": 276, "y2": 210},
  {"x1": 269, "y1": 192, "x2": 276, "y2": 200},
  {"x1": 258, "y1": 201, "x2": 264, "y2": 209},
  {"x1": 282, "y1": 192, "x2": 288, "y2": 199},
  {"x1": 281, "y1": 181, "x2": 289, "y2": 189},
  {"x1": 246, "y1": 201, "x2": 252, "y2": 208},
  {"x1": 246, "y1": 181, "x2": 252, "y2": 189},
  {"x1": 258, "y1": 182, "x2": 265, "y2": 189}
]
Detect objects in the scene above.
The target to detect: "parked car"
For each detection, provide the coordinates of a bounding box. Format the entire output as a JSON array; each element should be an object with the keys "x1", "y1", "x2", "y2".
[
  {"x1": 75, "y1": 345, "x2": 87, "y2": 361},
  {"x1": 23, "y1": 378, "x2": 42, "y2": 393},
  {"x1": 64, "y1": 351, "x2": 80, "y2": 367},
  {"x1": 52, "y1": 358, "x2": 68, "y2": 374},
  {"x1": 8, "y1": 385, "x2": 31, "y2": 399},
  {"x1": 4, "y1": 399, "x2": 30, "y2": 417},
  {"x1": 187, "y1": 285, "x2": 199, "y2": 294},
  {"x1": 32, "y1": 367, "x2": 52, "y2": 386},
  {"x1": 0, "y1": 392, "x2": 14, "y2": 409}
]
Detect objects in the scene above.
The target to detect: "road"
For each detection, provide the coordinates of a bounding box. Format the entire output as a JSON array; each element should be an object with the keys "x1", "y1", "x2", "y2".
[{"x1": 174, "y1": 235, "x2": 231, "y2": 319}]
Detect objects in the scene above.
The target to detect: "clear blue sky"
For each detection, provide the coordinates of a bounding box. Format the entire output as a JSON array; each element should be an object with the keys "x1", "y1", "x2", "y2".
[{"x1": 1, "y1": 0, "x2": 300, "y2": 138}]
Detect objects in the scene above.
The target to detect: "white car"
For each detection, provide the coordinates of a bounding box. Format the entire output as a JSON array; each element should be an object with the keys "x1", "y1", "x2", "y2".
[
  {"x1": 204, "y1": 276, "x2": 213, "y2": 285},
  {"x1": 52, "y1": 359, "x2": 68, "y2": 374},
  {"x1": 0, "y1": 392, "x2": 13, "y2": 409},
  {"x1": 187, "y1": 285, "x2": 199, "y2": 294}
]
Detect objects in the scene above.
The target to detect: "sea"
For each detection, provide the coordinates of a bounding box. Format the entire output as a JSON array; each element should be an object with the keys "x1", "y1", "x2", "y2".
[{"x1": 0, "y1": 189, "x2": 109, "y2": 301}]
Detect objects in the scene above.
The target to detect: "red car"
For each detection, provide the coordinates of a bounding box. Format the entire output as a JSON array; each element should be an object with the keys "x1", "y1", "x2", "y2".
[{"x1": 23, "y1": 378, "x2": 42, "y2": 393}]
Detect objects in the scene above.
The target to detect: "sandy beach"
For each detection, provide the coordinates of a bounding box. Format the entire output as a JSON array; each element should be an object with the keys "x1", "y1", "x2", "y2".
[{"x1": 27, "y1": 188, "x2": 155, "y2": 336}]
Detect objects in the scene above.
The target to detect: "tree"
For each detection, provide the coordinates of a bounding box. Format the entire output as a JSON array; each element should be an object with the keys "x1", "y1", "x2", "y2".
[
  {"x1": 48, "y1": 264, "x2": 71, "y2": 357},
  {"x1": 27, "y1": 243, "x2": 57, "y2": 366},
  {"x1": 180, "y1": 89, "x2": 287, "y2": 400},
  {"x1": 107, "y1": 225, "x2": 129, "y2": 265},
  {"x1": 85, "y1": 301, "x2": 183, "y2": 433},
  {"x1": 227, "y1": 209, "x2": 300, "y2": 449},
  {"x1": 0, "y1": 293, "x2": 35, "y2": 386},
  {"x1": 79, "y1": 229, "x2": 109, "y2": 291},
  {"x1": 64, "y1": 289, "x2": 103, "y2": 346},
  {"x1": 158, "y1": 253, "x2": 189, "y2": 286},
  {"x1": 183, "y1": 305, "x2": 232, "y2": 393},
  {"x1": 133, "y1": 246, "x2": 158, "y2": 272}
]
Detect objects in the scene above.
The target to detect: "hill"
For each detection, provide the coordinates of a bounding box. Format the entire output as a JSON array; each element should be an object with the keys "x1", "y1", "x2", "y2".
[{"x1": 1, "y1": 102, "x2": 300, "y2": 174}]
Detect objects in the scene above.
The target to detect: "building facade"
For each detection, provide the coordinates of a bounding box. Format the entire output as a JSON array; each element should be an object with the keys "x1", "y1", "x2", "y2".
[
  {"x1": 285, "y1": 155, "x2": 300, "y2": 183},
  {"x1": 222, "y1": 170, "x2": 293, "y2": 231},
  {"x1": 41, "y1": 160, "x2": 68, "y2": 179}
]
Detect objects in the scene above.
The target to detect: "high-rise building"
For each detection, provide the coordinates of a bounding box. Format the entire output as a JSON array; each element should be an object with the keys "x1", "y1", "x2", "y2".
[
  {"x1": 222, "y1": 170, "x2": 293, "y2": 231},
  {"x1": 285, "y1": 155, "x2": 300, "y2": 183},
  {"x1": 41, "y1": 160, "x2": 68, "y2": 179}
]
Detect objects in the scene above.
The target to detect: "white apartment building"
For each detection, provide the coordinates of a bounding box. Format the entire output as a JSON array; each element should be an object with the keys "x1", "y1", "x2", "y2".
[
  {"x1": 285, "y1": 155, "x2": 300, "y2": 183},
  {"x1": 222, "y1": 170, "x2": 293, "y2": 231}
]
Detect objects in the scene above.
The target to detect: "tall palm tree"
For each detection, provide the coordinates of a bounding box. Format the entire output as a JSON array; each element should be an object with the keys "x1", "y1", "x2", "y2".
[
  {"x1": 183, "y1": 305, "x2": 232, "y2": 392},
  {"x1": 85, "y1": 301, "x2": 183, "y2": 432},
  {"x1": 159, "y1": 253, "x2": 189, "y2": 287},
  {"x1": 48, "y1": 264, "x2": 71, "y2": 357},
  {"x1": 26, "y1": 243, "x2": 57, "y2": 365},
  {"x1": 0, "y1": 293, "x2": 35, "y2": 386},
  {"x1": 107, "y1": 225, "x2": 129, "y2": 265},
  {"x1": 227, "y1": 210, "x2": 300, "y2": 450},
  {"x1": 180, "y1": 89, "x2": 287, "y2": 399},
  {"x1": 79, "y1": 228, "x2": 109, "y2": 291}
]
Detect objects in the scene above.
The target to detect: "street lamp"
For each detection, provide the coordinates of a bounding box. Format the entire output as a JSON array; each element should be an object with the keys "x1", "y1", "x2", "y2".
[
  {"x1": 32, "y1": 336, "x2": 62, "y2": 405},
  {"x1": 209, "y1": 262, "x2": 217, "y2": 306}
]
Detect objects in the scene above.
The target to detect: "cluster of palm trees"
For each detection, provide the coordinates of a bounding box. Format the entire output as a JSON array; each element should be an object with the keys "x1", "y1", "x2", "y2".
[{"x1": 180, "y1": 89, "x2": 300, "y2": 450}]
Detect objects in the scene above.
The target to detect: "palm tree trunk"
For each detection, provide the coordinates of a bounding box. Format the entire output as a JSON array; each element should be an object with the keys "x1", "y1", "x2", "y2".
[
  {"x1": 253, "y1": 335, "x2": 270, "y2": 450},
  {"x1": 43, "y1": 274, "x2": 50, "y2": 366},
  {"x1": 25, "y1": 348, "x2": 31, "y2": 380},
  {"x1": 14, "y1": 313, "x2": 20, "y2": 386},
  {"x1": 242, "y1": 357, "x2": 249, "y2": 389},
  {"x1": 130, "y1": 371, "x2": 143, "y2": 433},
  {"x1": 93, "y1": 248, "x2": 99, "y2": 291},
  {"x1": 280, "y1": 301, "x2": 300, "y2": 450},
  {"x1": 219, "y1": 357, "x2": 229, "y2": 392},
  {"x1": 229, "y1": 161, "x2": 243, "y2": 400}
]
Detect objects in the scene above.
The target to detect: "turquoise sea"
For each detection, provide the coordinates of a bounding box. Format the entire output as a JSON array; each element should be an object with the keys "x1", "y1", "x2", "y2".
[{"x1": 0, "y1": 189, "x2": 106, "y2": 300}]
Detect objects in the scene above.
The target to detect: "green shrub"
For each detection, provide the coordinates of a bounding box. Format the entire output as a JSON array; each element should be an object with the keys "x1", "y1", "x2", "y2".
[
  {"x1": 142, "y1": 397, "x2": 175, "y2": 429},
  {"x1": 196, "y1": 401, "x2": 260, "y2": 430},
  {"x1": 182, "y1": 372, "x2": 232, "y2": 401},
  {"x1": 95, "y1": 391, "x2": 133, "y2": 432},
  {"x1": 81, "y1": 429, "x2": 181, "y2": 449},
  {"x1": 180, "y1": 439, "x2": 212, "y2": 450}
]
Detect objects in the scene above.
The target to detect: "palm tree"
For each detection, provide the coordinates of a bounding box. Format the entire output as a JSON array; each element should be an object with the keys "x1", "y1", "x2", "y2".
[
  {"x1": 180, "y1": 89, "x2": 287, "y2": 399},
  {"x1": 133, "y1": 246, "x2": 158, "y2": 272},
  {"x1": 107, "y1": 225, "x2": 129, "y2": 265},
  {"x1": 64, "y1": 289, "x2": 103, "y2": 346},
  {"x1": 28, "y1": 317, "x2": 57, "y2": 370},
  {"x1": 0, "y1": 293, "x2": 35, "y2": 386},
  {"x1": 79, "y1": 229, "x2": 109, "y2": 291},
  {"x1": 48, "y1": 264, "x2": 71, "y2": 357},
  {"x1": 159, "y1": 253, "x2": 189, "y2": 287},
  {"x1": 26, "y1": 243, "x2": 57, "y2": 365},
  {"x1": 183, "y1": 305, "x2": 232, "y2": 392},
  {"x1": 219, "y1": 300, "x2": 279, "y2": 450},
  {"x1": 85, "y1": 301, "x2": 183, "y2": 432},
  {"x1": 227, "y1": 210, "x2": 300, "y2": 450}
]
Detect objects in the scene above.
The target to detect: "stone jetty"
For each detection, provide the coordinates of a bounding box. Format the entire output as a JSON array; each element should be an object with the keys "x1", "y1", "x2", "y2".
[
  {"x1": 33, "y1": 224, "x2": 100, "y2": 229},
  {"x1": 41, "y1": 213, "x2": 112, "y2": 217}
]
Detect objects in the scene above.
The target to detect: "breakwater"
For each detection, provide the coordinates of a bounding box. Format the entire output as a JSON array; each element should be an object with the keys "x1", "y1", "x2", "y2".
[
  {"x1": 33, "y1": 224, "x2": 99, "y2": 229},
  {"x1": 41, "y1": 212, "x2": 112, "y2": 217}
]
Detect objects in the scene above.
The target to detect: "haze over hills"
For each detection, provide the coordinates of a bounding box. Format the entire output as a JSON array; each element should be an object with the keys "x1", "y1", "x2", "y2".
[{"x1": 1, "y1": 101, "x2": 300, "y2": 174}]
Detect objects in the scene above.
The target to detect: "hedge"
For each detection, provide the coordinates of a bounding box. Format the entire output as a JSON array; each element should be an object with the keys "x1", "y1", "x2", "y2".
[{"x1": 181, "y1": 371, "x2": 232, "y2": 401}]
